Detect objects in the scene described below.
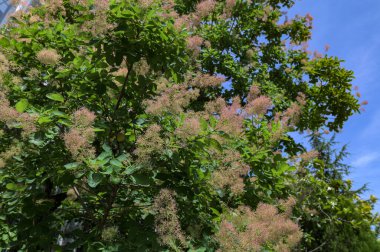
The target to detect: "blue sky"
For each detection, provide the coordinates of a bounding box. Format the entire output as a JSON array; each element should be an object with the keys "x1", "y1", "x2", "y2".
[{"x1": 289, "y1": 0, "x2": 380, "y2": 211}]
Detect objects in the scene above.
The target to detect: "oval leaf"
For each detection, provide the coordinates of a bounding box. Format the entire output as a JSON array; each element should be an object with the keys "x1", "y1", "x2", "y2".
[
  {"x1": 46, "y1": 93, "x2": 64, "y2": 102},
  {"x1": 87, "y1": 172, "x2": 103, "y2": 188},
  {"x1": 15, "y1": 99, "x2": 29, "y2": 113}
]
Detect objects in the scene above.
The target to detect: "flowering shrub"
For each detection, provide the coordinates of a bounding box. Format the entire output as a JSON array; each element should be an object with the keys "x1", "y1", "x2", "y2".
[{"x1": 0, "y1": 0, "x2": 377, "y2": 251}]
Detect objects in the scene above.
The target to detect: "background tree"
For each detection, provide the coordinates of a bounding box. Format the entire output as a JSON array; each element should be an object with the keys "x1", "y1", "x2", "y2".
[{"x1": 0, "y1": 0, "x2": 378, "y2": 251}]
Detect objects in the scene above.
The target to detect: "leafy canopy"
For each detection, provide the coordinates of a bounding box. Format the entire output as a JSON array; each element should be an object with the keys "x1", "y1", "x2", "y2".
[{"x1": 0, "y1": 0, "x2": 377, "y2": 251}]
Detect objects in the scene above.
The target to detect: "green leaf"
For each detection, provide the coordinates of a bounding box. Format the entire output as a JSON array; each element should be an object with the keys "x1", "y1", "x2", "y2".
[
  {"x1": 87, "y1": 172, "x2": 103, "y2": 188},
  {"x1": 125, "y1": 165, "x2": 142, "y2": 175},
  {"x1": 46, "y1": 93, "x2": 64, "y2": 102},
  {"x1": 38, "y1": 116, "x2": 52, "y2": 124},
  {"x1": 110, "y1": 159, "x2": 123, "y2": 168},
  {"x1": 15, "y1": 99, "x2": 29, "y2": 113},
  {"x1": 93, "y1": 128, "x2": 105, "y2": 132},
  {"x1": 5, "y1": 183, "x2": 18, "y2": 191},
  {"x1": 131, "y1": 174, "x2": 150, "y2": 186},
  {"x1": 64, "y1": 162, "x2": 80, "y2": 170}
]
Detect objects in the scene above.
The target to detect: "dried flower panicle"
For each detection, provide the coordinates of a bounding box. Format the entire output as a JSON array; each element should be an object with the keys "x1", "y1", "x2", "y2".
[
  {"x1": 204, "y1": 97, "x2": 226, "y2": 115},
  {"x1": 190, "y1": 73, "x2": 225, "y2": 88},
  {"x1": 134, "y1": 124, "x2": 164, "y2": 162},
  {"x1": 279, "y1": 197, "x2": 297, "y2": 217},
  {"x1": 173, "y1": 15, "x2": 191, "y2": 31},
  {"x1": 80, "y1": 0, "x2": 114, "y2": 36},
  {"x1": 0, "y1": 52, "x2": 10, "y2": 77},
  {"x1": 298, "y1": 150, "x2": 319, "y2": 163},
  {"x1": 63, "y1": 127, "x2": 95, "y2": 161},
  {"x1": 245, "y1": 95, "x2": 272, "y2": 116},
  {"x1": 144, "y1": 84, "x2": 199, "y2": 115},
  {"x1": 153, "y1": 189, "x2": 186, "y2": 248},
  {"x1": 112, "y1": 67, "x2": 129, "y2": 77},
  {"x1": 44, "y1": 0, "x2": 65, "y2": 15},
  {"x1": 72, "y1": 107, "x2": 96, "y2": 127},
  {"x1": 101, "y1": 226, "x2": 119, "y2": 242},
  {"x1": 63, "y1": 108, "x2": 96, "y2": 161},
  {"x1": 210, "y1": 149, "x2": 248, "y2": 195},
  {"x1": 138, "y1": 0, "x2": 155, "y2": 8},
  {"x1": 186, "y1": 36, "x2": 204, "y2": 57},
  {"x1": 247, "y1": 84, "x2": 260, "y2": 102},
  {"x1": 275, "y1": 92, "x2": 307, "y2": 129},
  {"x1": 0, "y1": 91, "x2": 37, "y2": 137},
  {"x1": 195, "y1": 0, "x2": 216, "y2": 18},
  {"x1": 223, "y1": 0, "x2": 236, "y2": 18},
  {"x1": 133, "y1": 58, "x2": 150, "y2": 76},
  {"x1": 175, "y1": 116, "x2": 201, "y2": 140},
  {"x1": 216, "y1": 203, "x2": 302, "y2": 252},
  {"x1": 217, "y1": 97, "x2": 244, "y2": 136},
  {"x1": 36, "y1": 48, "x2": 61, "y2": 65},
  {"x1": 0, "y1": 144, "x2": 22, "y2": 169}
]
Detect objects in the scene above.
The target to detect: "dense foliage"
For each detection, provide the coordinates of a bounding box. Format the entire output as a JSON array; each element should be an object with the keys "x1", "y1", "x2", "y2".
[{"x1": 0, "y1": 0, "x2": 378, "y2": 251}]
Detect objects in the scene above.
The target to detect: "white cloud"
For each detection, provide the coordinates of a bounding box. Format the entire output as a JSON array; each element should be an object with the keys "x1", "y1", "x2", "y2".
[{"x1": 351, "y1": 152, "x2": 380, "y2": 168}]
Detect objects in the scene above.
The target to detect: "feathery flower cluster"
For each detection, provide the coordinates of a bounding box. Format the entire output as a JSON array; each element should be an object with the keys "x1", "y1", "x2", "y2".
[
  {"x1": 186, "y1": 36, "x2": 204, "y2": 57},
  {"x1": 27, "y1": 68, "x2": 40, "y2": 79},
  {"x1": 133, "y1": 58, "x2": 150, "y2": 76},
  {"x1": 175, "y1": 116, "x2": 201, "y2": 140},
  {"x1": 82, "y1": 17, "x2": 112, "y2": 36},
  {"x1": 245, "y1": 95, "x2": 272, "y2": 116},
  {"x1": 298, "y1": 150, "x2": 319, "y2": 163},
  {"x1": 279, "y1": 197, "x2": 297, "y2": 217},
  {"x1": 134, "y1": 124, "x2": 164, "y2": 163},
  {"x1": 313, "y1": 51, "x2": 323, "y2": 59},
  {"x1": 204, "y1": 97, "x2": 244, "y2": 136},
  {"x1": 63, "y1": 108, "x2": 96, "y2": 161},
  {"x1": 144, "y1": 84, "x2": 199, "y2": 115},
  {"x1": 247, "y1": 84, "x2": 260, "y2": 102},
  {"x1": 29, "y1": 15, "x2": 42, "y2": 23},
  {"x1": 138, "y1": 0, "x2": 154, "y2": 8},
  {"x1": 0, "y1": 53, "x2": 10, "y2": 79},
  {"x1": 223, "y1": 0, "x2": 236, "y2": 18},
  {"x1": 173, "y1": 15, "x2": 190, "y2": 31},
  {"x1": 0, "y1": 91, "x2": 37, "y2": 137},
  {"x1": 69, "y1": 0, "x2": 88, "y2": 5},
  {"x1": 218, "y1": 97, "x2": 244, "y2": 136},
  {"x1": 94, "y1": 0, "x2": 109, "y2": 10},
  {"x1": 190, "y1": 73, "x2": 225, "y2": 88},
  {"x1": 159, "y1": 0, "x2": 177, "y2": 19},
  {"x1": 195, "y1": 0, "x2": 216, "y2": 18},
  {"x1": 161, "y1": 0, "x2": 175, "y2": 10},
  {"x1": 80, "y1": 0, "x2": 114, "y2": 36},
  {"x1": 101, "y1": 226, "x2": 119, "y2": 242},
  {"x1": 276, "y1": 93, "x2": 306, "y2": 128},
  {"x1": 153, "y1": 189, "x2": 186, "y2": 247},
  {"x1": 216, "y1": 203, "x2": 302, "y2": 252},
  {"x1": 204, "y1": 97, "x2": 226, "y2": 115},
  {"x1": 36, "y1": 48, "x2": 61, "y2": 65},
  {"x1": 43, "y1": 0, "x2": 66, "y2": 20},
  {"x1": 324, "y1": 44, "x2": 331, "y2": 52},
  {"x1": 0, "y1": 144, "x2": 22, "y2": 169},
  {"x1": 112, "y1": 67, "x2": 129, "y2": 77},
  {"x1": 72, "y1": 107, "x2": 96, "y2": 127},
  {"x1": 211, "y1": 149, "x2": 249, "y2": 194},
  {"x1": 63, "y1": 128, "x2": 95, "y2": 160},
  {"x1": 305, "y1": 13, "x2": 313, "y2": 27}
]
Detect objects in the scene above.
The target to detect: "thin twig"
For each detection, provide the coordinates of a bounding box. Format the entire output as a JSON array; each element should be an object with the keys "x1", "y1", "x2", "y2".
[{"x1": 308, "y1": 242, "x2": 327, "y2": 252}]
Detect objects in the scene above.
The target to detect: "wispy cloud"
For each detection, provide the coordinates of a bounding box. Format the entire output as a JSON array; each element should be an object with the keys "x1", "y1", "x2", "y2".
[{"x1": 351, "y1": 152, "x2": 380, "y2": 168}]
